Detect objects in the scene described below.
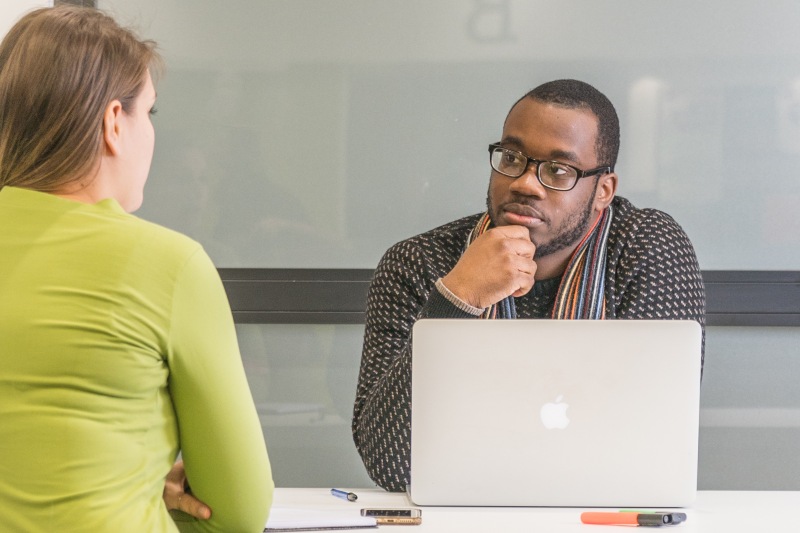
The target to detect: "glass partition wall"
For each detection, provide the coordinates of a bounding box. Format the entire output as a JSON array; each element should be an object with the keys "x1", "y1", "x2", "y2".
[{"x1": 95, "y1": 0, "x2": 800, "y2": 488}]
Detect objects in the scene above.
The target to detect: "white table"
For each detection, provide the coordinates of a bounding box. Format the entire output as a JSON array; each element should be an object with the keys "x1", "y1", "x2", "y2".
[{"x1": 271, "y1": 488, "x2": 800, "y2": 532}]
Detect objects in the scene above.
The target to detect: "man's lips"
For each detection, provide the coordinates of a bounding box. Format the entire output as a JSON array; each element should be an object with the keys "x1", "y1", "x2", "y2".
[{"x1": 501, "y1": 203, "x2": 546, "y2": 226}]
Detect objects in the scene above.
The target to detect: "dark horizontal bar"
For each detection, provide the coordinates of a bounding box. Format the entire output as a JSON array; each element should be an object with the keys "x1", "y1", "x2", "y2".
[
  {"x1": 220, "y1": 268, "x2": 372, "y2": 324},
  {"x1": 231, "y1": 312, "x2": 367, "y2": 325},
  {"x1": 702, "y1": 271, "x2": 800, "y2": 283},
  {"x1": 219, "y1": 269, "x2": 800, "y2": 326},
  {"x1": 218, "y1": 268, "x2": 374, "y2": 282},
  {"x1": 704, "y1": 270, "x2": 800, "y2": 319},
  {"x1": 706, "y1": 314, "x2": 800, "y2": 327}
]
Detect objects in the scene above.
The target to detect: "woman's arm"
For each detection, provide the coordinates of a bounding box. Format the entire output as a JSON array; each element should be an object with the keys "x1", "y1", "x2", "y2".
[{"x1": 167, "y1": 249, "x2": 273, "y2": 532}]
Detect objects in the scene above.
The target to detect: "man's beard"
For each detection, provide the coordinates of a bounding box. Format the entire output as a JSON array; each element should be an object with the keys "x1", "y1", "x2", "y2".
[{"x1": 487, "y1": 182, "x2": 597, "y2": 259}]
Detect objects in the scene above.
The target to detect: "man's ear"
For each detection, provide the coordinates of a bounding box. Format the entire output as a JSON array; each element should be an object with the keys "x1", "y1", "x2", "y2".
[
  {"x1": 594, "y1": 172, "x2": 618, "y2": 210},
  {"x1": 102, "y1": 99, "x2": 124, "y2": 156}
]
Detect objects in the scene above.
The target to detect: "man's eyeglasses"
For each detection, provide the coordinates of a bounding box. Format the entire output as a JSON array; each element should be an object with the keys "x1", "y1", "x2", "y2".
[{"x1": 488, "y1": 143, "x2": 612, "y2": 192}]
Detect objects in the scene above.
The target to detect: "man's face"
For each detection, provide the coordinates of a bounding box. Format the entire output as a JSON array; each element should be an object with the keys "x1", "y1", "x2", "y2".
[{"x1": 487, "y1": 98, "x2": 605, "y2": 262}]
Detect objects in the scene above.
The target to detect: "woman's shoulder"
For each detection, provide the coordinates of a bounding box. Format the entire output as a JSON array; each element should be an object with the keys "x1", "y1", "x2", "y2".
[
  {"x1": 111, "y1": 213, "x2": 213, "y2": 277},
  {"x1": 128, "y1": 214, "x2": 201, "y2": 252}
]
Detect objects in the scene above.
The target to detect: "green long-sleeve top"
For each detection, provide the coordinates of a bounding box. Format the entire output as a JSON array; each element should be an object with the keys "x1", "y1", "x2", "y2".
[{"x1": 0, "y1": 186, "x2": 273, "y2": 532}]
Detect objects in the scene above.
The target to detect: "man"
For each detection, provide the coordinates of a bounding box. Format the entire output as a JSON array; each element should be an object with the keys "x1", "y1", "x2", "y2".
[{"x1": 352, "y1": 79, "x2": 706, "y2": 492}]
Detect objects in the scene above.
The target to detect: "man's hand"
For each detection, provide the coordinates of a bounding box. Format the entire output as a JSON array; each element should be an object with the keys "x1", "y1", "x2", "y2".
[
  {"x1": 442, "y1": 225, "x2": 536, "y2": 308},
  {"x1": 163, "y1": 460, "x2": 212, "y2": 520}
]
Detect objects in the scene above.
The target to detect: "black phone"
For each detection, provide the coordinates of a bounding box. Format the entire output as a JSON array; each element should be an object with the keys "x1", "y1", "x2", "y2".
[{"x1": 360, "y1": 508, "x2": 422, "y2": 525}]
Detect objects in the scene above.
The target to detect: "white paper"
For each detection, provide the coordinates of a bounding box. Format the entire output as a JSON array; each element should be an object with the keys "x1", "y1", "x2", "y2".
[{"x1": 265, "y1": 507, "x2": 377, "y2": 531}]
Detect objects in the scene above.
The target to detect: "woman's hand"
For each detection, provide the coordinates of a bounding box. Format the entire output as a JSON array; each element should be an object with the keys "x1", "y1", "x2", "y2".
[{"x1": 163, "y1": 460, "x2": 212, "y2": 520}]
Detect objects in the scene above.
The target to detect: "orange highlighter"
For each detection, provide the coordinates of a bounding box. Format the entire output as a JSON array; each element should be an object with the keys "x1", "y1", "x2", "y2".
[{"x1": 581, "y1": 512, "x2": 687, "y2": 527}]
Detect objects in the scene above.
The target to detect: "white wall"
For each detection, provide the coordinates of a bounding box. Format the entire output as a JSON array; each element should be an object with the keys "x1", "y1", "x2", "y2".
[
  {"x1": 100, "y1": 0, "x2": 800, "y2": 270},
  {"x1": 0, "y1": 0, "x2": 51, "y2": 39}
]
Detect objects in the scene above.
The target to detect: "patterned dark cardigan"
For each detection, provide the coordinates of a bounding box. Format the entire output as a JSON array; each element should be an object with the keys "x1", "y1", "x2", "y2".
[{"x1": 352, "y1": 196, "x2": 706, "y2": 491}]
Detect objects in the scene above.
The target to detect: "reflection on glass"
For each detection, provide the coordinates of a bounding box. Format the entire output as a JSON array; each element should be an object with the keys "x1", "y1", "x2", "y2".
[
  {"x1": 699, "y1": 327, "x2": 800, "y2": 489},
  {"x1": 237, "y1": 323, "x2": 372, "y2": 488},
  {"x1": 98, "y1": 0, "x2": 800, "y2": 269}
]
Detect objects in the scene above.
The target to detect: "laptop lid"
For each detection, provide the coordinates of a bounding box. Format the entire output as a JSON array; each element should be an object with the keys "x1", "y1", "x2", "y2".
[{"x1": 409, "y1": 319, "x2": 702, "y2": 507}]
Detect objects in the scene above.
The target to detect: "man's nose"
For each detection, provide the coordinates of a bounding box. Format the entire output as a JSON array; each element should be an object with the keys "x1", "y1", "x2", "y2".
[{"x1": 509, "y1": 166, "x2": 547, "y2": 197}]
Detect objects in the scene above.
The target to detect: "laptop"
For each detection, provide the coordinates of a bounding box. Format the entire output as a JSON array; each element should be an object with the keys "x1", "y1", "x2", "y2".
[{"x1": 409, "y1": 319, "x2": 702, "y2": 507}]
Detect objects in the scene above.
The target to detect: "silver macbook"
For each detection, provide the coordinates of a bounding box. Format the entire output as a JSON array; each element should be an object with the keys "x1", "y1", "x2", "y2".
[{"x1": 409, "y1": 319, "x2": 702, "y2": 507}]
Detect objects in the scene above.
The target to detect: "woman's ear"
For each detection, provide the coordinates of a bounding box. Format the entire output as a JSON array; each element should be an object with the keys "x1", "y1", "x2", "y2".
[
  {"x1": 594, "y1": 172, "x2": 618, "y2": 210},
  {"x1": 102, "y1": 99, "x2": 124, "y2": 156}
]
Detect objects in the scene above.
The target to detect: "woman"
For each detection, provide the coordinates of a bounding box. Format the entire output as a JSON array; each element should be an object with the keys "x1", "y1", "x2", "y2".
[{"x1": 0, "y1": 6, "x2": 273, "y2": 532}]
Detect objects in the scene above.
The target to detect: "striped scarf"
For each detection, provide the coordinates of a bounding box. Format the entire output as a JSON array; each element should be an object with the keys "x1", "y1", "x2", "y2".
[{"x1": 465, "y1": 206, "x2": 613, "y2": 320}]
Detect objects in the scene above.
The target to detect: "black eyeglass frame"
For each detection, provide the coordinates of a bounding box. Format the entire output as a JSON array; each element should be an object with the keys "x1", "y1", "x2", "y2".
[{"x1": 488, "y1": 143, "x2": 613, "y2": 192}]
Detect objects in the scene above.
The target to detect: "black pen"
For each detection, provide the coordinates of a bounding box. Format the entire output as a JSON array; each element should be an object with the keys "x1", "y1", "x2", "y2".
[{"x1": 330, "y1": 488, "x2": 358, "y2": 502}]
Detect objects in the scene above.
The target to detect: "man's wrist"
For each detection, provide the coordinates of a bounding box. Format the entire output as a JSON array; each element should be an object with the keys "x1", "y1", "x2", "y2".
[{"x1": 435, "y1": 278, "x2": 484, "y2": 316}]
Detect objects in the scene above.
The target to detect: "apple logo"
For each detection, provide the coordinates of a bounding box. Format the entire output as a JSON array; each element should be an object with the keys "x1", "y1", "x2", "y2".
[{"x1": 540, "y1": 395, "x2": 570, "y2": 429}]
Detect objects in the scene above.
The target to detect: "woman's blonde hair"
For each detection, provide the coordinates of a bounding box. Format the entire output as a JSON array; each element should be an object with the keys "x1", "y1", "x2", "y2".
[{"x1": 0, "y1": 5, "x2": 161, "y2": 191}]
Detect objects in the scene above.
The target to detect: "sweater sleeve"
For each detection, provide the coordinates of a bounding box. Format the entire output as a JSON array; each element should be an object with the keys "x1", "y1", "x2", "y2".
[
  {"x1": 166, "y1": 248, "x2": 274, "y2": 532},
  {"x1": 608, "y1": 208, "x2": 707, "y2": 369},
  {"x1": 352, "y1": 240, "x2": 474, "y2": 491}
]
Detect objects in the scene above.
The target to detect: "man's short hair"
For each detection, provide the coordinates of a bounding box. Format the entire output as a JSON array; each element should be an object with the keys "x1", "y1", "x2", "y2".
[{"x1": 520, "y1": 79, "x2": 620, "y2": 169}]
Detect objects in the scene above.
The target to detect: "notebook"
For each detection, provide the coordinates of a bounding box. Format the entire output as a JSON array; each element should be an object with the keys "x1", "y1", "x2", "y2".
[
  {"x1": 409, "y1": 319, "x2": 702, "y2": 507},
  {"x1": 264, "y1": 508, "x2": 377, "y2": 531}
]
